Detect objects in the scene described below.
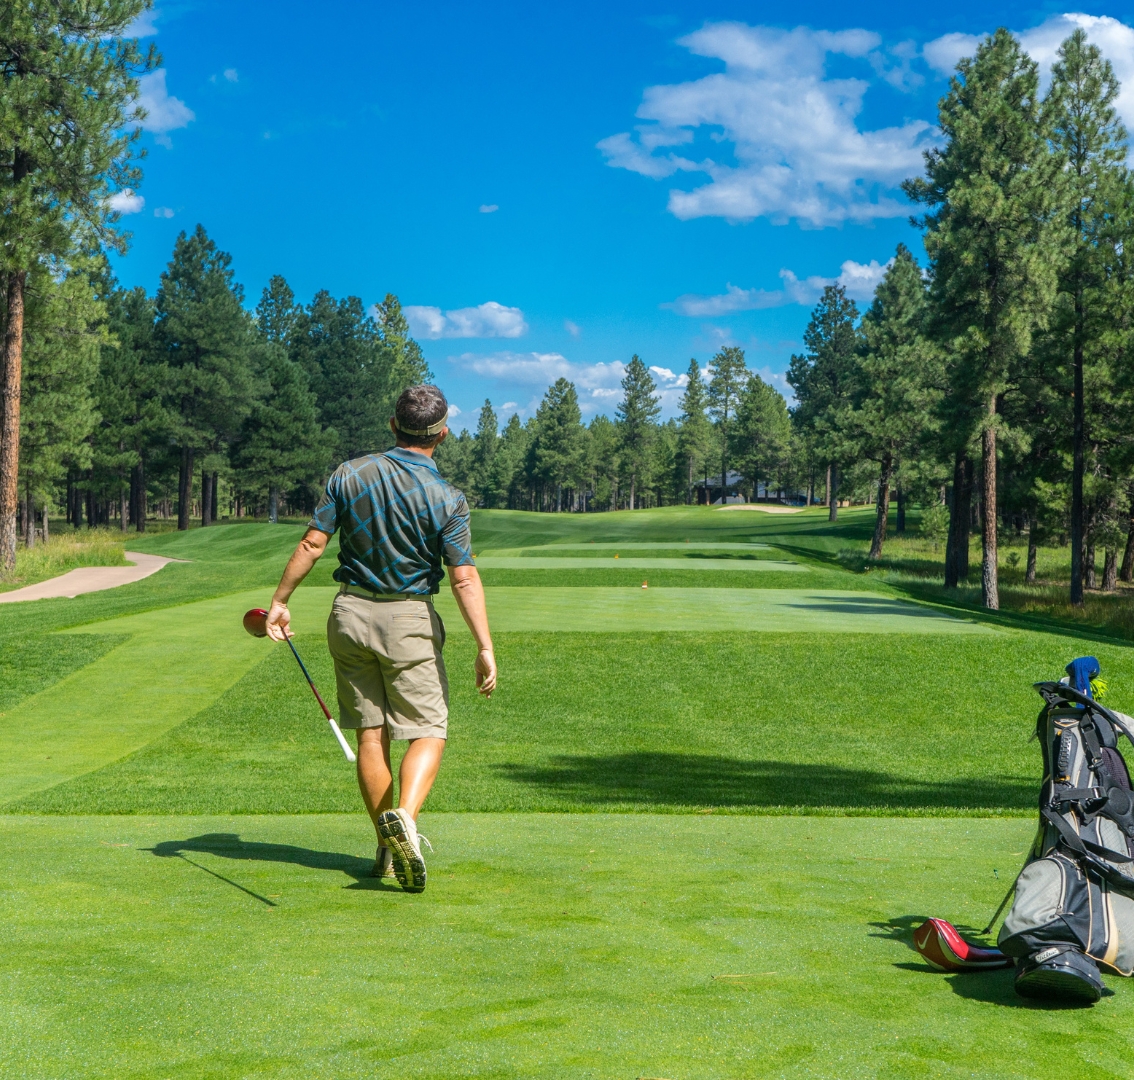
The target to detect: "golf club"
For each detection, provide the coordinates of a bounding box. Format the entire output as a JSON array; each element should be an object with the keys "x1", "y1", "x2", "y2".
[{"x1": 242, "y1": 607, "x2": 357, "y2": 762}]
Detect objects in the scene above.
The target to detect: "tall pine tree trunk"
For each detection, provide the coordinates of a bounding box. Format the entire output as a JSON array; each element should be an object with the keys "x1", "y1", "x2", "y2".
[
  {"x1": 1121, "y1": 499, "x2": 1134, "y2": 583},
  {"x1": 945, "y1": 454, "x2": 968, "y2": 589},
  {"x1": 178, "y1": 447, "x2": 193, "y2": 531},
  {"x1": 211, "y1": 472, "x2": 219, "y2": 522},
  {"x1": 1085, "y1": 530, "x2": 1097, "y2": 590},
  {"x1": 828, "y1": 463, "x2": 838, "y2": 522},
  {"x1": 0, "y1": 270, "x2": 27, "y2": 570},
  {"x1": 1070, "y1": 299, "x2": 1085, "y2": 606},
  {"x1": 41, "y1": 502, "x2": 48, "y2": 544},
  {"x1": 268, "y1": 485, "x2": 279, "y2": 524},
  {"x1": 1104, "y1": 547, "x2": 1117, "y2": 592},
  {"x1": 869, "y1": 454, "x2": 892, "y2": 561},
  {"x1": 132, "y1": 459, "x2": 147, "y2": 532},
  {"x1": 981, "y1": 410, "x2": 999, "y2": 610},
  {"x1": 201, "y1": 472, "x2": 213, "y2": 527},
  {"x1": 630, "y1": 475, "x2": 636, "y2": 511},
  {"x1": 896, "y1": 484, "x2": 906, "y2": 534},
  {"x1": 1026, "y1": 515, "x2": 1038, "y2": 584}
]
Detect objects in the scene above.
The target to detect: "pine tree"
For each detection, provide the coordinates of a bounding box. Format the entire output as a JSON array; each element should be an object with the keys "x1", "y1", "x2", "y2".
[
  {"x1": 93, "y1": 283, "x2": 166, "y2": 531},
  {"x1": 17, "y1": 264, "x2": 105, "y2": 544},
  {"x1": 0, "y1": 1, "x2": 156, "y2": 567},
  {"x1": 617, "y1": 355, "x2": 660, "y2": 510},
  {"x1": 154, "y1": 225, "x2": 256, "y2": 529},
  {"x1": 471, "y1": 399, "x2": 498, "y2": 508},
  {"x1": 787, "y1": 287, "x2": 858, "y2": 520},
  {"x1": 851, "y1": 245, "x2": 941, "y2": 559},
  {"x1": 232, "y1": 342, "x2": 330, "y2": 522},
  {"x1": 904, "y1": 28, "x2": 1066, "y2": 609},
  {"x1": 1046, "y1": 29, "x2": 1128, "y2": 605},
  {"x1": 291, "y1": 291, "x2": 429, "y2": 466},
  {"x1": 676, "y1": 359, "x2": 711, "y2": 503},
  {"x1": 732, "y1": 374, "x2": 791, "y2": 502},
  {"x1": 490, "y1": 413, "x2": 529, "y2": 509},
  {"x1": 529, "y1": 378, "x2": 583, "y2": 511},
  {"x1": 256, "y1": 275, "x2": 300, "y2": 346},
  {"x1": 588, "y1": 414, "x2": 620, "y2": 510},
  {"x1": 707, "y1": 347, "x2": 748, "y2": 506}
]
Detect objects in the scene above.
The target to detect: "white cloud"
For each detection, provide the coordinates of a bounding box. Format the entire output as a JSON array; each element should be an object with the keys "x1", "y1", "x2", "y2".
[
  {"x1": 456, "y1": 351, "x2": 625, "y2": 390},
  {"x1": 125, "y1": 8, "x2": 159, "y2": 37},
  {"x1": 599, "y1": 22, "x2": 933, "y2": 227},
  {"x1": 668, "y1": 258, "x2": 891, "y2": 316},
  {"x1": 137, "y1": 70, "x2": 194, "y2": 147},
  {"x1": 108, "y1": 189, "x2": 144, "y2": 214},
  {"x1": 405, "y1": 301, "x2": 527, "y2": 340},
  {"x1": 564, "y1": 319, "x2": 581, "y2": 337},
  {"x1": 922, "y1": 32, "x2": 982, "y2": 76},
  {"x1": 502, "y1": 401, "x2": 518, "y2": 410},
  {"x1": 224, "y1": 68, "x2": 238, "y2": 82},
  {"x1": 153, "y1": 206, "x2": 175, "y2": 218},
  {"x1": 447, "y1": 404, "x2": 462, "y2": 417},
  {"x1": 479, "y1": 203, "x2": 499, "y2": 213}
]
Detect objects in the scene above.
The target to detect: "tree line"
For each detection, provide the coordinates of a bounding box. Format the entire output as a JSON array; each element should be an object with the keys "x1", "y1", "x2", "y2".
[
  {"x1": 17, "y1": 225, "x2": 428, "y2": 537},
  {"x1": 4, "y1": 11, "x2": 1133, "y2": 615}
]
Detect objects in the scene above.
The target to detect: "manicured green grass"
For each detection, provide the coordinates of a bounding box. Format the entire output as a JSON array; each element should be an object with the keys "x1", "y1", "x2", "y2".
[
  {"x1": 4, "y1": 812, "x2": 1129, "y2": 1080},
  {"x1": 15, "y1": 626, "x2": 1131, "y2": 816},
  {"x1": 7, "y1": 507, "x2": 1134, "y2": 1077}
]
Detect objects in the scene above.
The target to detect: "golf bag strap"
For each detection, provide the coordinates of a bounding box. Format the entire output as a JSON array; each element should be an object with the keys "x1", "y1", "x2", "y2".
[
  {"x1": 1042, "y1": 807, "x2": 1134, "y2": 891},
  {"x1": 1042, "y1": 806, "x2": 1134, "y2": 866}
]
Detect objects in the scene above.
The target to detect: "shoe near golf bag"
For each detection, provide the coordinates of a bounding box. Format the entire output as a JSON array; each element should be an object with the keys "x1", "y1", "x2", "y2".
[{"x1": 998, "y1": 658, "x2": 1134, "y2": 1004}]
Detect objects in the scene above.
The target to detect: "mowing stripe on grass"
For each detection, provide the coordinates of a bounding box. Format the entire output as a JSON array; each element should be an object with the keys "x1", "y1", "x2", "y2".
[
  {"x1": 0, "y1": 593, "x2": 270, "y2": 806},
  {"x1": 471, "y1": 557, "x2": 807, "y2": 571},
  {"x1": 435, "y1": 586, "x2": 994, "y2": 633}
]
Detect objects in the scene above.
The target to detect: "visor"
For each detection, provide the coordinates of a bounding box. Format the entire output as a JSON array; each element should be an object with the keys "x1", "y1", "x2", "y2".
[{"x1": 396, "y1": 413, "x2": 448, "y2": 437}]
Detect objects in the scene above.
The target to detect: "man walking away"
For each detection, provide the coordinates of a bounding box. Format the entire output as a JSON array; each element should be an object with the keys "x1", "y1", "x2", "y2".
[{"x1": 265, "y1": 384, "x2": 496, "y2": 893}]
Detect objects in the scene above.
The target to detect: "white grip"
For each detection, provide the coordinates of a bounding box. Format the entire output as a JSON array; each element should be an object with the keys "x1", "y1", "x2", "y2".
[{"x1": 328, "y1": 718, "x2": 357, "y2": 762}]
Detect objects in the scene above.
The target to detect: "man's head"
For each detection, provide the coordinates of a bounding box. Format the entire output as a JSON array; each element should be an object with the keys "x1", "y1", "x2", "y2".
[{"x1": 391, "y1": 384, "x2": 449, "y2": 450}]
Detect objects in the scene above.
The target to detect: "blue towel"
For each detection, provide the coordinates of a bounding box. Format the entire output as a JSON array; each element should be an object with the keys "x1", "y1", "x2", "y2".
[{"x1": 1066, "y1": 656, "x2": 1101, "y2": 699}]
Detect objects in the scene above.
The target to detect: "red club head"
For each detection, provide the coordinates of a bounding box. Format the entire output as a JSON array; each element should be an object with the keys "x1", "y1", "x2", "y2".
[{"x1": 243, "y1": 608, "x2": 270, "y2": 638}]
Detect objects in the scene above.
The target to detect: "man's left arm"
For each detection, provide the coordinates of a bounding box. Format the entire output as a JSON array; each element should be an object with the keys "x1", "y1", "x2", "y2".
[{"x1": 266, "y1": 528, "x2": 331, "y2": 641}]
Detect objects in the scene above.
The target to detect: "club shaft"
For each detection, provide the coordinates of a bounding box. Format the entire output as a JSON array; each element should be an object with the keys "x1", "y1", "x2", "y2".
[
  {"x1": 284, "y1": 635, "x2": 357, "y2": 762},
  {"x1": 286, "y1": 636, "x2": 334, "y2": 721}
]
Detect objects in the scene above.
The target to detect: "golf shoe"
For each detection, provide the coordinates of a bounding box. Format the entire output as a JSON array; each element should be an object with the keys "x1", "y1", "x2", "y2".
[{"x1": 377, "y1": 808, "x2": 429, "y2": 893}]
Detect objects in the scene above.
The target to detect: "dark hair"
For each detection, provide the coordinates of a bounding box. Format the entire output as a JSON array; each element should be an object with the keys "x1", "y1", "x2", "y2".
[{"x1": 394, "y1": 384, "x2": 449, "y2": 447}]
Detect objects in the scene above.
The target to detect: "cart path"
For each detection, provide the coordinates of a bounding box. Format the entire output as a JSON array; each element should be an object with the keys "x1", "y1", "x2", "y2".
[{"x1": 0, "y1": 551, "x2": 185, "y2": 604}]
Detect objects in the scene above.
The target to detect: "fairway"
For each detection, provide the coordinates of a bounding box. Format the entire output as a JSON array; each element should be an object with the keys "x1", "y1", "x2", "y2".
[{"x1": 4, "y1": 507, "x2": 1134, "y2": 1078}]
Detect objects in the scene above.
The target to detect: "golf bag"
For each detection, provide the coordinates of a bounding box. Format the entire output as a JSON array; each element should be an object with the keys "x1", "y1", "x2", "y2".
[{"x1": 997, "y1": 657, "x2": 1134, "y2": 1002}]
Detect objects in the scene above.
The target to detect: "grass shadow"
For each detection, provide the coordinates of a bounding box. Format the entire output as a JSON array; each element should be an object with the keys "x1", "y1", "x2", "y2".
[
  {"x1": 147, "y1": 833, "x2": 389, "y2": 891},
  {"x1": 492, "y1": 754, "x2": 1034, "y2": 811}
]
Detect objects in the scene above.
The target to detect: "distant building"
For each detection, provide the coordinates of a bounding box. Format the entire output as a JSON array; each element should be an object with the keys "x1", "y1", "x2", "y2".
[{"x1": 693, "y1": 472, "x2": 807, "y2": 506}]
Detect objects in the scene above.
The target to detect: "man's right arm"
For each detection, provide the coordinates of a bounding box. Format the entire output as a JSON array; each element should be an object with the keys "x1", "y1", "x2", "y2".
[
  {"x1": 448, "y1": 564, "x2": 497, "y2": 697},
  {"x1": 265, "y1": 528, "x2": 330, "y2": 641}
]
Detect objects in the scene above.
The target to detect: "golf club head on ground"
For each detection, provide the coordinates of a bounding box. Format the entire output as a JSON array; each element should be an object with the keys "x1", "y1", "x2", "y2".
[{"x1": 243, "y1": 608, "x2": 269, "y2": 638}]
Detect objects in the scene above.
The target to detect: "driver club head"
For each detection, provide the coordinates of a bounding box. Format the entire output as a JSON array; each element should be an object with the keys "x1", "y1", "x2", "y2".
[{"x1": 243, "y1": 608, "x2": 270, "y2": 638}]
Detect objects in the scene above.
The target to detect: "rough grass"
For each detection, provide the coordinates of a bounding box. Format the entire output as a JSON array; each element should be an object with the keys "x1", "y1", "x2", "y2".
[
  {"x1": 15, "y1": 628, "x2": 1129, "y2": 816},
  {"x1": 4, "y1": 813, "x2": 1129, "y2": 1080},
  {"x1": 827, "y1": 514, "x2": 1134, "y2": 643},
  {"x1": 0, "y1": 530, "x2": 127, "y2": 592}
]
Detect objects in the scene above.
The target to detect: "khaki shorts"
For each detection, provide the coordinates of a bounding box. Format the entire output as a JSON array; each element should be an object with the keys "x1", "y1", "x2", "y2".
[{"x1": 326, "y1": 588, "x2": 449, "y2": 740}]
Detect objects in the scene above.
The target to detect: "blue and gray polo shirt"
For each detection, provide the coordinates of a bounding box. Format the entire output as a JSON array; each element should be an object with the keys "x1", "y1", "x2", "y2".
[{"x1": 308, "y1": 446, "x2": 474, "y2": 595}]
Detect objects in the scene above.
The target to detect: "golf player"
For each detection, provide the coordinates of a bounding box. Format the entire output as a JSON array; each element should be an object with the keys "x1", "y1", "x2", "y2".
[{"x1": 264, "y1": 384, "x2": 496, "y2": 894}]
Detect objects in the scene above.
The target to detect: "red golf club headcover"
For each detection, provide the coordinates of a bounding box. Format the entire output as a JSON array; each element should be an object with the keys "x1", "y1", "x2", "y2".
[
  {"x1": 913, "y1": 918, "x2": 1013, "y2": 971},
  {"x1": 243, "y1": 608, "x2": 269, "y2": 638}
]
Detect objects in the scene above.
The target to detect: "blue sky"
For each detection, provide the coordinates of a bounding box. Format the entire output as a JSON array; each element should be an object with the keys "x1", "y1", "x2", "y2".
[{"x1": 111, "y1": 2, "x2": 1134, "y2": 430}]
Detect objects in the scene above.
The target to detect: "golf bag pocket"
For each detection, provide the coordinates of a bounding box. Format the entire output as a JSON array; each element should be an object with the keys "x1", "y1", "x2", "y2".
[{"x1": 999, "y1": 854, "x2": 1090, "y2": 958}]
